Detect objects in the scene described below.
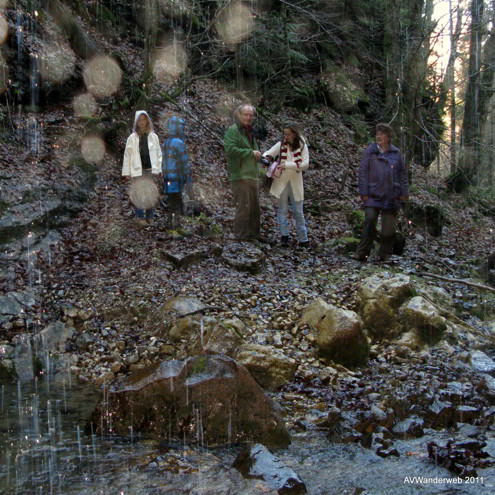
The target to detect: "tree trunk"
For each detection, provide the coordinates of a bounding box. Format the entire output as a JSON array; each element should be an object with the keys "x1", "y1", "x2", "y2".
[
  {"x1": 459, "y1": 0, "x2": 484, "y2": 189},
  {"x1": 143, "y1": 0, "x2": 160, "y2": 80},
  {"x1": 441, "y1": 0, "x2": 463, "y2": 174}
]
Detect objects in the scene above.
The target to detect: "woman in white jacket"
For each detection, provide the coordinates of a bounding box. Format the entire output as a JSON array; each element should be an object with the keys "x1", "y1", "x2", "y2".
[
  {"x1": 263, "y1": 124, "x2": 309, "y2": 247},
  {"x1": 122, "y1": 111, "x2": 162, "y2": 226}
]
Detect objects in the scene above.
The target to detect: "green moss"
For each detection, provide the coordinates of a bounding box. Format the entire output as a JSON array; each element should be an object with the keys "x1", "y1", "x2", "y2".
[
  {"x1": 345, "y1": 209, "x2": 365, "y2": 236},
  {"x1": 191, "y1": 356, "x2": 208, "y2": 375},
  {"x1": 362, "y1": 301, "x2": 397, "y2": 338},
  {"x1": 194, "y1": 213, "x2": 223, "y2": 238},
  {"x1": 70, "y1": 155, "x2": 97, "y2": 177},
  {"x1": 331, "y1": 236, "x2": 360, "y2": 253},
  {"x1": 221, "y1": 322, "x2": 243, "y2": 339}
]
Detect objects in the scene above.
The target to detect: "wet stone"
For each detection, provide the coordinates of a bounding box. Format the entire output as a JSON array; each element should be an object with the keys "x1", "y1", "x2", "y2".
[
  {"x1": 457, "y1": 423, "x2": 483, "y2": 438},
  {"x1": 427, "y1": 439, "x2": 493, "y2": 477},
  {"x1": 233, "y1": 443, "x2": 307, "y2": 495},
  {"x1": 392, "y1": 416, "x2": 424, "y2": 438},
  {"x1": 221, "y1": 242, "x2": 265, "y2": 274},
  {"x1": 426, "y1": 398, "x2": 455, "y2": 428},
  {"x1": 455, "y1": 405, "x2": 481, "y2": 423},
  {"x1": 470, "y1": 350, "x2": 495, "y2": 377},
  {"x1": 161, "y1": 249, "x2": 207, "y2": 268},
  {"x1": 0, "y1": 296, "x2": 22, "y2": 315},
  {"x1": 92, "y1": 355, "x2": 290, "y2": 449},
  {"x1": 439, "y1": 381, "x2": 473, "y2": 403},
  {"x1": 376, "y1": 447, "x2": 400, "y2": 458}
]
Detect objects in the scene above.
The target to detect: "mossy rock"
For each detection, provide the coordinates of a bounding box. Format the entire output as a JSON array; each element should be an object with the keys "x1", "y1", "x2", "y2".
[
  {"x1": 346, "y1": 209, "x2": 365, "y2": 236},
  {"x1": 361, "y1": 300, "x2": 400, "y2": 339},
  {"x1": 331, "y1": 236, "x2": 360, "y2": 254}
]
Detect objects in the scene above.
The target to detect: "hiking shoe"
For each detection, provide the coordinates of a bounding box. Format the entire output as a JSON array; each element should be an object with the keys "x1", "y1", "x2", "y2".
[
  {"x1": 298, "y1": 241, "x2": 309, "y2": 249},
  {"x1": 146, "y1": 218, "x2": 155, "y2": 226},
  {"x1": 280, "y1": 236, "x2": 289, "y2": 247}
]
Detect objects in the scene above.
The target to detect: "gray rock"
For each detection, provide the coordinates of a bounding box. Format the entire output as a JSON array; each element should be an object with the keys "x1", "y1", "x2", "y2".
[
  {"x1": 481, "y1": 375, "x2": 495, "y2": 401},
  {"x1": 400, "y1": 296, "x2": 447, "y2": 345},
  {"x1": 221, "y1": 242, "x2": 264, "y2": 274},
  {"x1": 235, "y1": 343, "x2": 298, "y2": 391},
  {"x1": 455, "y1": 405, "x2": 481, "y2": 423},
  {"x1": 34, "y1": 321, "x2": 74, "y2": 353},
  {"x1": 168, "y1": 315, "x2": 200, "y2": 341},
  {"x1": 457, "y1": 423, "x2": 482, "y2": 438},
  {"x1": 162, "y1": 296, "x2": 206, "y2": 317},
  {"x1": 75, "y1": 332, "x2": 94, "y2": 351},
  {"x1": 356, "y1": 273, "x2": 414, "y2": 339},
  {"x1": 12, "y1": 334, "x2": 34, "y2": 381},
  {"x1": 301, "y1": 299, "x2": 368, "y2": 367},
  {"x1": 376, "y1": 447, "x2": 400, "y2": 458},
  {"x1": 162, "y1": 249, "x2": 206, "y2": 268},
  {"x1": 0, "y1": 198, "x2": 62, "y2": 229},
  {"x1": 203, "y1": 318, "x2": 246, "y2": 357},
  {"x1": 8, "y1": 291, "x2": 38, "y2": 308},
  {"x1": 392, "y1": 416, "x2": 424, "y2": 438},
  {"x1": 0, "y1": 358, "x2": 16, "y2": 379},
  {"x1": 0, "y1": 295, "x2": 23, "y2": 316},
  {"x1": 470, "y1": 350, "x2": 495, "y2": 376},
  {"x1": 426, "y1": 398, "x2": 455, "y2": 427},
  {"x1": 233, "y1": 443, "x2": 307, "y2": 494}
]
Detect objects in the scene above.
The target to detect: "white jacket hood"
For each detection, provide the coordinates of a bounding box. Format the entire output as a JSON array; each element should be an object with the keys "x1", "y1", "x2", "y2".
[{"x1": 133, "y1": 110, "x2": 153, "y2": 133}]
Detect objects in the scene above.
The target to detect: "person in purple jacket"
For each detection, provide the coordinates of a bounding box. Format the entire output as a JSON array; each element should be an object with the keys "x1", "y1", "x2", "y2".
[{"x1": 353, "y1": 123, "x2": 409, "y2": 262}]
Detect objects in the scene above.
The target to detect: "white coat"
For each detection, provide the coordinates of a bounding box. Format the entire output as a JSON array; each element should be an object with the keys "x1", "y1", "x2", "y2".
[
  {"x1": 263, "y1": 139, "x2": 309, "y2": 201},
  {"x1": 122, "y1": 111, "x2": 162, "y2": 177}
]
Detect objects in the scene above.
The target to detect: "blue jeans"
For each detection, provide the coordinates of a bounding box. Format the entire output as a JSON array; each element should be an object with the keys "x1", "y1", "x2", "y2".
[
  {"x1": 277, "y1": 183, "x2": 307, "y2": 242},
  {"x1": 135, "y1": 207, "x2": 154, "y2": 219}
]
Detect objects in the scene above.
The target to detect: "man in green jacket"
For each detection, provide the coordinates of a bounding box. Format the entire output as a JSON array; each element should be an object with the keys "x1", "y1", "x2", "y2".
[{"x1": 224, "y1": 104, "x2": 262, "y2": 241}]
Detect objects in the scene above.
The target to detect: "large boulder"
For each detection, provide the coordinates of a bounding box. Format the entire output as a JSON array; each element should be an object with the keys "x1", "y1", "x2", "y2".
[
  {"x1": 320, "y1": 66, "x2": 367, "y2": 113},
  {"x1": 400, "y1": 296, "x2": 447, "y2": 345},
  {"x1": 90, "y1": 355, "x2": 290, "y2": 448},
  {"x1": 356, "y1": 273, "x2": 414, "y2": 339},
  {"x1": 301, "y1": 299, "x2": 368, "y2": 367},
  {"x1": 235, "y1": 343, "x2": 298, "y2": 391}
]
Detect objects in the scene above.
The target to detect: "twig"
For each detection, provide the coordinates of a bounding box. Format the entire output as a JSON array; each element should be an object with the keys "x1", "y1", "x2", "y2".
[
  {"x1": 420, "y1": 293, "x2": 494, "y2": 341},
  {"x1": 416, "y1": 272, "x2": 495, "y2": 293}
]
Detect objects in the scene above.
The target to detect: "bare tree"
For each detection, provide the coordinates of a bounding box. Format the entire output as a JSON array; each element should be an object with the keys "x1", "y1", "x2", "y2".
[
  {"x1": 458, "y1": 0, "x2": 484, "y2": 189},
  {"x1": 441, "y1": 0, "x2": 463, "y2": 174}
]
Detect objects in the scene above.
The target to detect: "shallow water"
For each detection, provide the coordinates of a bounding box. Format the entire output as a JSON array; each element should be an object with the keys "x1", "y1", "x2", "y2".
[{"x1": 1, "y1": 375, "x2": 494, "y2": 494}]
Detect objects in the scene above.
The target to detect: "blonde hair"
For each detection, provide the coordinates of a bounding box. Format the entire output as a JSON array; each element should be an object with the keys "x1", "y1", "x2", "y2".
[{"x1": 136, "y1": 113, "x2": 152, "y2": 136}]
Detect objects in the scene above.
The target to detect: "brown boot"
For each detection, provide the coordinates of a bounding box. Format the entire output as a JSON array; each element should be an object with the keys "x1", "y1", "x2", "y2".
[{"x1": 134, "y1": 218, "x2": 148, "y2": 228}]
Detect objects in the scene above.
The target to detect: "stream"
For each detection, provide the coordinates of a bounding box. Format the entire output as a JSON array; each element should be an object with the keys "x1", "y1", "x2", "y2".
[{"x1": 1, "y1": 375, "x2": 495, "y2": 494}]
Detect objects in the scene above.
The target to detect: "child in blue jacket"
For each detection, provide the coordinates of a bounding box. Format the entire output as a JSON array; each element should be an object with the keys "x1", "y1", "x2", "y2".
[{"x1": 162, "y1": 116, "x2": 191, "y2": 215}]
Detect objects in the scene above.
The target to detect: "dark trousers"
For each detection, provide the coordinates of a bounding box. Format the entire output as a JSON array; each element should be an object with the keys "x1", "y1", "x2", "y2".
[
  {"x1": 356, "y1": 207, "x2": 397, "y2": 258},
  {"x1": 231, "y1": 179, "x2": 260, "y2": 240},
  {"x1": 167, "y1": 192, "x2": 183, "y2": 215}
]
